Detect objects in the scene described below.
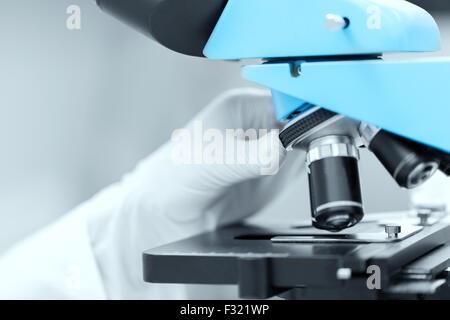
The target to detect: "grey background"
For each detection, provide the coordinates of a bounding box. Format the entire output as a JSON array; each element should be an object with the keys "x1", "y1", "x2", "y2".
[{"x1": 0, "y1": 0, "x2": 449, "y2": 253}]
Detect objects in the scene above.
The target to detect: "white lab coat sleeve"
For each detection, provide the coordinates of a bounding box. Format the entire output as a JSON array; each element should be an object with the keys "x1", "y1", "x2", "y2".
[
  {"x1": 0, "y1": 180, "x2": 132, "y2": 299},
  {"x1": 0, "y1": 176, "x2": 229, "y2": 300},
  {"x1": 0, "y1": 206, "x2": 106, "y2": 299}
]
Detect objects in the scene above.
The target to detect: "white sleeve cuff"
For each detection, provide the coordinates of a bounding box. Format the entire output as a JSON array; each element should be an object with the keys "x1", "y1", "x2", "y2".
[{"x1": 0, "y1": 209, "x2": 106, "y2": 299}]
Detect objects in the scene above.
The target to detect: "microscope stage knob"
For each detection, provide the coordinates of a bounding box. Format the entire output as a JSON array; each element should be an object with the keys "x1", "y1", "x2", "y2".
[
  {"x1": 385, "y1": 224, "x2": 402, "y2": 239},
  {"x1": 417, "y1": 208, "x2": 433, "y2": 226}
]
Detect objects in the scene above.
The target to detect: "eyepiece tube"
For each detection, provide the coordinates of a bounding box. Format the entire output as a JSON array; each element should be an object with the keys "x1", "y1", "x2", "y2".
[
  {"x1": 96, "y1": 0, "x2": 227, "y2": 57},
  {"x1": 307, "y1": 136, "x2": 364, "y2": 231},
  {"x1": 360, "y1": 124, "x2": 439, "y2": 189}
]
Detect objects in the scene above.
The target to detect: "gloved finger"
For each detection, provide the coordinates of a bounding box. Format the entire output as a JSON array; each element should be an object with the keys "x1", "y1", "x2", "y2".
[
  {"x1": 196, "y1": 129, "x2": 288, "y2": 190},
  {"x1": 410, "y1": 171, "x2": 450, "y2": 211},
  {"x1": 193, "y1": 87, "x2": 281, "y2": 131},
  {"x1": 206, "y1": 149, "x2": 306, "y2": 226}
]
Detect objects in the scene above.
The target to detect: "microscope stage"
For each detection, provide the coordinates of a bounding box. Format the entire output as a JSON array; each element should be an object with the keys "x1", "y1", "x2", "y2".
[{"x1": 143, "y1": 219, "x2": 450, "y2": 299}]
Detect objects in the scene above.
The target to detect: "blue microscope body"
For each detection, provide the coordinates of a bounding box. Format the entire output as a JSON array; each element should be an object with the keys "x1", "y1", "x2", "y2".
[
  {"x1": 204, "y1": 1, "x2": 450, "y2": 232},
  {"x1": 204, "y1": 0, "x2": 448, "y2": 153},
  {"x1": 97, "y1": 0, "x2": 450, "y2": 299}
]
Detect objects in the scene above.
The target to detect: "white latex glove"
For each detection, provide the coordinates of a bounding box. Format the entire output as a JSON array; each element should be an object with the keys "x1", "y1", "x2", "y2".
[
  {"x1": 410, "y1": 171, "x2": 450, "y2": 216},
  {"x1": 0, "y1": 88, "x2": 304, "y2": 299},
  {"x1": 88, "y1": 88, "x2": 304, "y2": 299}
]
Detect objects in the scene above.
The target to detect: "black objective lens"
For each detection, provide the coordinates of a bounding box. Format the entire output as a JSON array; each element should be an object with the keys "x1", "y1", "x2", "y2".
[
  {"x1": 307, "y1": 136, "x2": 364, "y2": 231},
  {"x1": 364, "y1": 129, "x2": 439, "y2": 189},
  {"x1": 427, "y1": 147, "x2": 450, "y2": 176}
]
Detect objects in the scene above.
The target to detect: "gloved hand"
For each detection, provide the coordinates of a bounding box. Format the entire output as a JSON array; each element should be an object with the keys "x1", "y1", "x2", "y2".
[
  {"x1": 86, "y1": 88, "x2": 304, "y2": 299},
  {"x1": 0, "y1": 87, "x2": 305, "y2": 300},
  {"x1": 410, "y1": 171, "x2": 450, "y2": 215}
]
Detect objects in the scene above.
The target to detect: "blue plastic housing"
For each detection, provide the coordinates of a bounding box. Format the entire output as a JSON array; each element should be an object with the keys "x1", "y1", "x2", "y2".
[
  {"x1": 204, "y1": 0, "x2": 448, "y2": 152},
  {"x1": 243, "y1": 57, "x2": 450, "y2": 152},
  {"x1": 204, "y1": 0, "x2": 441, "y2": 59}
]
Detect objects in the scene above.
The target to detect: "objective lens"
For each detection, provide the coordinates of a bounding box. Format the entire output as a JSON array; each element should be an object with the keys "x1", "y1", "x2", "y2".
[
  {"x1": 360, "y1": 125, "x2": 440, "y2": 189},
  {"x1": 427, "y1": 148, "x2": 450, "y2": 176},
  {"x1": 307, "y1": 136, "x2": 364, "y2": 231}
]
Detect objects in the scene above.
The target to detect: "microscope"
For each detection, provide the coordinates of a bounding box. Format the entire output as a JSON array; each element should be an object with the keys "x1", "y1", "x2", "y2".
[{"x1": 97, "y1": 0, "x2": 450, "y2": 299}]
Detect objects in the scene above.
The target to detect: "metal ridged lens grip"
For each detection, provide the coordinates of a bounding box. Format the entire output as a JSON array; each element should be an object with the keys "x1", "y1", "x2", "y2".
[{"x1": 306, "y1": 136, "x2": 364, "y2": 231}]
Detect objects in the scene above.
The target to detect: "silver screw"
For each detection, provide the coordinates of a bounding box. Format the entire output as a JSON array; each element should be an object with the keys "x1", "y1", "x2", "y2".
[
  {"x1": 325, "y1": 14, "x2": 349, "y2": 31},
  {"x1": 336, "y1": 268, "x2": 352, "y2": 280},
  {"x1": 293, "y1": 64, "x2": 302, "y2": 77},
  {"x1": 417, "y1": 208, "x2": 432, "y2": 226},
  {"x1": 385, "y1": 224, "x2": 401, "y2": 239}
]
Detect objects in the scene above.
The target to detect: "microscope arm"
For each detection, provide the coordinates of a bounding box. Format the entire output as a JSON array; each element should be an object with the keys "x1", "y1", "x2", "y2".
[
  {"x1": 96, "y1": 0, "x2": 448, "y2": 153},
  {"x1": 242, "y1": 58, "x2": 450, "y2": 153}
]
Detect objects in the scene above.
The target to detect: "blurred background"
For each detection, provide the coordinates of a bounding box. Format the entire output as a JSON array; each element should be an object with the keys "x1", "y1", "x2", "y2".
[{"x1": 0, "y1": 0, "x2": 449, "y2": 253}]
